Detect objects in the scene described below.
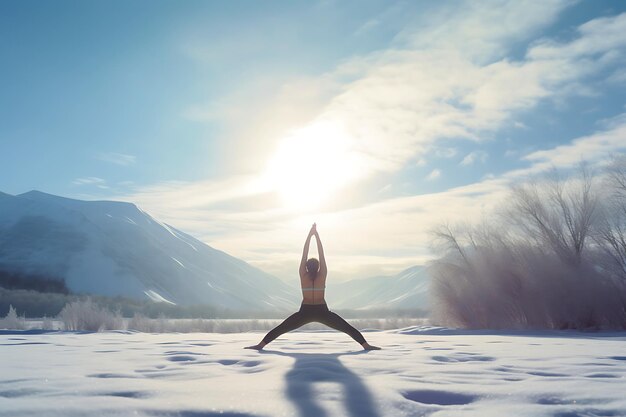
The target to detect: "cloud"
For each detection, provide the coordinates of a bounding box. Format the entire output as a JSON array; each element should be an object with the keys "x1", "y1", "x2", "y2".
[
  {"x1": 461, "y1": 151, "x2": 489, "y2": 166},
  {"x1": 182, "y1": 2, "x2": 626, "y2": 192},
  {"x1": 115, "y1": 115, "x2": 626, "y2": 281},
  {"x1": 181, "y1": 1, "x2": 583, "y2": 183},
  {"x1": 72, "y1": 177, "x2": 109, "y2": 189},
  {"x1": 182, "y1": 74, "x2": 341, "y2": 175},
  {"x1": 115, "y1": 174, "x2": 271, "y2": 217},
  {"x1": 398, "y1": 0, "x2": 570, "y2": 63},
  {"x1": 520, "y1": 113, "x2": 626, "y2": 173},
  {"x1": 116, "y1": 3, "x2": 626, "y2": 281},
  {"x1": 246, "y1": 2, "x2": 625, "y2": 190},
  {"x1": 426, "y1": 169, "x2": 441, "y2": 180},
  {"x1": 353, "y1": 18, "x2": 380, "y2": 37},
  {"x1": 527, "y1": 13, "x2": 626, "y2": 61},
  {"x1": 98, "y1": 152, "x2": 136, "y2": 166},
  {"x1": 435, "y1": 147, "x2": 458, "y2": 158}
]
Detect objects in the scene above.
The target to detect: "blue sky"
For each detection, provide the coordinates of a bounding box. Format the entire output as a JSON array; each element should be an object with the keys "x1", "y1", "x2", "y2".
[{"x1": 2, "y1": 0, "x2": 626, "y2": 281}]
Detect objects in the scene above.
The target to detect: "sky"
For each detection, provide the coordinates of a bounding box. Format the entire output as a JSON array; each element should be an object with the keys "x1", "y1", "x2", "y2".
[{"x1": 1, "y1": 0, "x2": 626, "y2": 282}]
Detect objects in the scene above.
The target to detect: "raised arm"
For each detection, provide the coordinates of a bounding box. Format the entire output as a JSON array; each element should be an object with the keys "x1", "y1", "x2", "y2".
[
  {"x1": 313, "y1": 226, "x2": 327, "y2": 277},
  {"x1": 299, "y1": 225, "x2": 315, "y2": 277}
]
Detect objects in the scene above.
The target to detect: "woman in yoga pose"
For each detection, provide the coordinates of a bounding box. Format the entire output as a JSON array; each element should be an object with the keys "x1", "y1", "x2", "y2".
[{"x1": 245, "y1": 223, "x2": 380, "y2": 351}]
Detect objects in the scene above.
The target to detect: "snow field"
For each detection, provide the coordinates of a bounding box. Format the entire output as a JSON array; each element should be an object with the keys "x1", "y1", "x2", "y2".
[{"x1": 1, "y1": 329, "x2": 625, "y2": 417}]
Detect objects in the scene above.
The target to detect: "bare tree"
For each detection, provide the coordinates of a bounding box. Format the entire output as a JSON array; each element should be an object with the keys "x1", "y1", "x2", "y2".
[
  {"x1": 429, "y1": 162, "x2": 626, "y2": 330},
  {"x1": 594, "y1": 155, "x2": 626, "y2": 282},
  {"x1": 509, "y1": 165, "x2": 597, "y2": 265},
  {"x1": 430, "y1": 223, "x2": 471, "y2": 266}
]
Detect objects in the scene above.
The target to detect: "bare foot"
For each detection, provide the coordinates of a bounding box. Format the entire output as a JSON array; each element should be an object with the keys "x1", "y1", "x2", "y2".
[
  {"x1": 362, "y1": 342, "x2": 381, "y2": 350},
  {"x1": 244, "y1": 343, "x2": 266, "y2": 350}
]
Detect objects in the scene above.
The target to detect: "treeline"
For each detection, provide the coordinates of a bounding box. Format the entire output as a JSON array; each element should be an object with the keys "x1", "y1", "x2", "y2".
[
  {"x1": 1, "y1": 298, "x2": 428, "y2": 333},
  {"x1": 334, "y1": 307, "x2": 428, "y2": 319},
  {"x1": 0, "y1": 288, "x2": 292, "y2": 319},
  {"x1": 0, "y1": 286, "x2": 427, "y2": 320},
  {"x1": 430, "y1": 156, "x2": 626, "y2": 330},
  {"x1": 0, "y1": 269, "x2": 69, "y2": 294}
]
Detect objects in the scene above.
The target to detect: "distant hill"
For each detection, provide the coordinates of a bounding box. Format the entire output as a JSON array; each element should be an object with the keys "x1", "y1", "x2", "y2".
[
  {"x1": 325, "y1": 265, "x2": 430, "y2": 311},
  {"x1": 0, "y1": 191, "x2": 299, "y2": 311}
]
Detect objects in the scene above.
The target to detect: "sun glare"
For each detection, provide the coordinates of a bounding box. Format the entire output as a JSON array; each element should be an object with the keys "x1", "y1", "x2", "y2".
[{"x1": 263, "y1": 121, "x2": 362, "y2": 210}]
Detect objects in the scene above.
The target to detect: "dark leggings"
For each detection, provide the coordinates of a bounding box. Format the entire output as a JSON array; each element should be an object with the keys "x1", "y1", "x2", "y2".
[{"x1": 262, "y1": 303, "x2": 367, "y2": 345}]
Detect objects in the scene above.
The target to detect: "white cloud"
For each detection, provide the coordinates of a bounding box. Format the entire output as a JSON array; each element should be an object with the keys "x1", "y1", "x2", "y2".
[
  {"x1": 181, "y1": 2, "x2": 626, "y2": 191},
  {"x1": 398, "y1": 0, "x2": 569, "y2": 63},
  {"x1": 426, "y1": 169, "x2": 441, "y2": 180},
  {"x1": 607, "y1": 68, "x2": 626, "y2": 86},
  {"x1": 435, "y1": 147, "x2": 458, "y2": 158},
  {"x1": 527, "y1": 13, "x2": 626, "y2": 61},
  {"x1": 98, "y1": 152, "x2": 136, "y2": 166},
  {"x1": 353, "y1": 18, "x2": 380, "y2": 37},
  {"x1": 461, "y1": 151, "x2": 489, "y2": 166},
  {"x1": 115, "y1": 115, "x2": 626, "y2": 281},
  {"x1": 183, "y1": 74, "x2": 342, "y2": 175},
  {"x1": 250, "y1": 4, "x2": 626, "y2": 189},
  {"x1": 115, "y1": 3, "x2": 626, "y2": 281},
  {"x1": 72, "y1": 177, "x2": 109, "y2": 189},
  {"x1": 115, "y1": 175, "x2": 271, "y2": 218},
  {"x1": 181, "y1": 1, "x2": 587, "y2": 183},
  {"x1": 520, "y1": 113, "x2": 626, "y2": 173}
]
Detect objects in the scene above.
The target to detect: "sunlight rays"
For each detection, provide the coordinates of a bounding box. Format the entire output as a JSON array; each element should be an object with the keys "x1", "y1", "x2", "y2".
[{"x1": 262, "y1": 121, "x2": 364, "y2": 211}]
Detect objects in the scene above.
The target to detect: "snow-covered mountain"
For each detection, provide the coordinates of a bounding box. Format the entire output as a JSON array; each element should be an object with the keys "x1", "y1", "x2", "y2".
[
  {"x1": 325, "y1": 265, "x2": 430, "y2": 311},
  {"x1": 0, "y1": 191, "x2": 299, "y2": 310}
]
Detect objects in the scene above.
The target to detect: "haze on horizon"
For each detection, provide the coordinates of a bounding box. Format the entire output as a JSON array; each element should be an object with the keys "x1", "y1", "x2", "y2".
[{"x1": 2, "y1": 0, "x2": 626, "y2": 282}]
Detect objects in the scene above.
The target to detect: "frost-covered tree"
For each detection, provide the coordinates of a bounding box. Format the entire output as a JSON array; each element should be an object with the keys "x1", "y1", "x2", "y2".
[
  {"x1": 430, "y1": 163, "x2": 626, "y2": 330},
  {"x1": 594, "y1": 155, "x2": 626, "y2": 283},
  {"x1": 0, "y1": 305, "x2": 27, "y2": 330},
  {"x1": 41, "y1": 315, "x2": 54, "y2": 330},
  {"x1": 58, "y1": 298, "x2": 123, "y2": 331},
  {"x1": 508, "y1": 166, "x2": 597, "y2": 266}
]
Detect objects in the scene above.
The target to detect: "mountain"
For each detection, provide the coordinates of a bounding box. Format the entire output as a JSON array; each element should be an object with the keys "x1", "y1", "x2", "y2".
[
  {"x1": 0, "y1": 191, "x2": 299, "y2": 311},
  {"x1": 325, "y1": 265, "x2": 430, "y2": 311}
]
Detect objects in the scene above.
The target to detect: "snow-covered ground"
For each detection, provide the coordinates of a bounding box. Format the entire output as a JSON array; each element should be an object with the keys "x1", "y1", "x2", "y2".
[{"x1": 1, "y1": 328, "x2": 625, "y2": 417}]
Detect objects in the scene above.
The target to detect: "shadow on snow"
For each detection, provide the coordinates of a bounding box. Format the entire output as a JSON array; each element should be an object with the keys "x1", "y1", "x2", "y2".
[{"x1": 261, "y1": 350, "x2": 380, "y2": 417}]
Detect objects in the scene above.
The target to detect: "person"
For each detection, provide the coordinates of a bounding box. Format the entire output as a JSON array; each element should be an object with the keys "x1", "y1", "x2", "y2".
[{"x1": 245, "y1": 223, "x2": 381, "y2": 351}]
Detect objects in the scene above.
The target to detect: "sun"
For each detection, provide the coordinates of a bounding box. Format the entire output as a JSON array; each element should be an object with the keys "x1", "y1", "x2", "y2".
[{"x1": 263, "y1": 121, "x2": 362, "y2": 210}]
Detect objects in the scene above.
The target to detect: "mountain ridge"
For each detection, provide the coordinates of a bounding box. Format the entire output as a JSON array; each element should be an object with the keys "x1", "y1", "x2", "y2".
[
  {"x1": 1, "y1": 190, "x2": 430, "y2": 312},
  {"x1": 0, "y1": 190, "x2": 300, "y2": 311},
  {"x1": 326, "y1": 265, "x2": 430, "y2": 310}
]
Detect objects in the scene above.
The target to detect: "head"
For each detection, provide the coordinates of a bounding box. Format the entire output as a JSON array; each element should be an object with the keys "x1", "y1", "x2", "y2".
[{"x1": 306, "y1": 258, "x2": 320, "y2": 278}]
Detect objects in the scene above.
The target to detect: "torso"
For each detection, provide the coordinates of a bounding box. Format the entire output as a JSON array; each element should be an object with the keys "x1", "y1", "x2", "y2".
[{"x1": 300, "y1": 271, "x2": 327, "y2": 305}]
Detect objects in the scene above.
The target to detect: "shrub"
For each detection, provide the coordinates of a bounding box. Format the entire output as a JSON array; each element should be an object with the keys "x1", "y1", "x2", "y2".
[
  {"x1": 430, "y1": 164, "x2": 626, "y2": 330},
  {"x1": 59, "y1": 298, "x2": 123, "y2": 331},
  {"x1": 0, "y1": 305, "x2": 27, "y2": 330},
  {"x1": 42, "y1": 315, "x2": 55, "y2": 330}
]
